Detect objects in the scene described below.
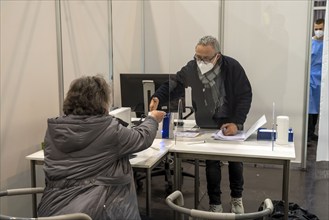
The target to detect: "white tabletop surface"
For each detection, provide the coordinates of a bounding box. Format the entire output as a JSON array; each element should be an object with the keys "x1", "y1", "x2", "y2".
[
  {"x1": 129, "y1": 139, "x2": 173, "y2": 168},
  {"x1": 26, "y1": 138, "x2": 174, "y2": 169},
  {"x1": 171, "y1": 130, "x2": 295, "y2": 160},
  {"x1": 26, "y1": 119, "x2": 295, "y2": 166},
  {"x1": 26, "y1": 150, "x2": 44, "y2": 161}
]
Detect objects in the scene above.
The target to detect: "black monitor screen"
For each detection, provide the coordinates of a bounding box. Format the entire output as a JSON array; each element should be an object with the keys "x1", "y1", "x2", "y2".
[{"x1": 120, "y1": 73, "x2": 185, "y2": 117}]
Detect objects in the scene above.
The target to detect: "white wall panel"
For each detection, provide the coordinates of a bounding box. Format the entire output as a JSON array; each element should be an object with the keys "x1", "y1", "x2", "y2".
[
  {"x1": 0, "y1": 1, "x2": 114, "y2": 216},
  {"x1": 317, "y1": 3, "x2": 328, "y2": 162},
  {"x1": 112, "y1": 1, "x2": 220, "y2": 109},
  {"x1": 144, "y1": 1, "x2": 220, "y2": 73},
  {"x1": 112, "y1": 1, "x2": 144, "y2": 107},
  {"x1": 142, "y1": 1, "x2": 220, "y2": 112},
  {"x1": 224, "y1": 1, "x2": 310, "y2": 163},
  {"x1": 60, "y1": 1, "x2": 111, "y2": 94},
  {"x1": 0, "y1": 1, "x2": 58, "y2": 216}
]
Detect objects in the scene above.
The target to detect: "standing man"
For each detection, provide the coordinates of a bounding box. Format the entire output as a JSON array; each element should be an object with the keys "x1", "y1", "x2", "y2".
[
  {"x1": 149, "y1": 36, "x2": 252, "y2": 213},
  {"x1": 308, "y1": 18, "x2": 325, "y2": 143}
]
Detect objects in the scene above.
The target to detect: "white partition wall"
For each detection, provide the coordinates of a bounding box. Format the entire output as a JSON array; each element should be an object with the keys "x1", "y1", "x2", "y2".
[
  {"x1": 144, "y1": 1, "x2": 220, "y2": 113},
  {"x1": 60, "y1": 1, "x2": 112, "y2": 95},
  {"x1": 0, "y1": 1, "x2": 113, "y2": 217},
  {"x1": 112, "y1": 1, "x2": 144, "y2": 108},
  {"x1": 0, "y1": 1, "x2": 59, "y2": 216},
  {"x1": 317, "y1": 3, "x2": 328, "y2": 162},
  {"x1": 112, "y1": 0, "x2": 220, "y2": 109},
  {"x1": 143, "y1": 1, "x2": 220, "y2": 73}
]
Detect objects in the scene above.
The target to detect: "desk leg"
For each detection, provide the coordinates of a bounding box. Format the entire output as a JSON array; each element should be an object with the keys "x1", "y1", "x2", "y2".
[
  {"x1": 173, "y1": 154, "x2": 183, "y2": 220},
  {"x1": 174, "y1": 154, "x2": 182, "y2": 191},
  {"x1": 146, "y1": 168, "x2": 151, "y2": 216},
  {"x1": 30, "y1": 160, "x2": 37, "y2": 218},
  {"x1": 194, "y1": 159, "x2": 199, "y2": 209},
  {"x1": 282, "y1": 160, "x2": 290, "y2": 220}
]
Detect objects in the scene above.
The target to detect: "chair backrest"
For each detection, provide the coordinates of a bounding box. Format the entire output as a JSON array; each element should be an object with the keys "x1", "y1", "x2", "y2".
[
  {"x1": 166, "y1": 190, "x2": 274, "y2": 220},
  {"x1": 0, "y1": 187, "x2": 92, "y2": 220}
]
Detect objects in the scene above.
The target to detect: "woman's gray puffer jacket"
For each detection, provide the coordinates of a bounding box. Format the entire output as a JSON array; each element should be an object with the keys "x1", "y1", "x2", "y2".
[{"x1": 38, "y1": 114, "x2": 159, "y2": 220}]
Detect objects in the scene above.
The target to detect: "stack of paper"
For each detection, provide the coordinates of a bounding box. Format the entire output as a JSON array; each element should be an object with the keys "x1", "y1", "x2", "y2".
[
  {"x1": 213, "y1": 130, "x2": 246, "y2": 141},
  {"x1": 213, "y1": 115, "x2": 267, "y2": 141},
  {"x1": 174, "y1": 131, "x2": 200, "y2": 138}
]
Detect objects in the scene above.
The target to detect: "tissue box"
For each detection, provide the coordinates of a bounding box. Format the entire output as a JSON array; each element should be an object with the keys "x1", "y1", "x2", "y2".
[{"x1": 257, "y1": 128, "x2": 293, "y2": 142}]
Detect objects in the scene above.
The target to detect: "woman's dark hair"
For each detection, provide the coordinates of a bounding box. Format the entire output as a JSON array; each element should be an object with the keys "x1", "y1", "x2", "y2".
[{"x1": 63, "y1": 75, "x2": 111, "y2": 115}]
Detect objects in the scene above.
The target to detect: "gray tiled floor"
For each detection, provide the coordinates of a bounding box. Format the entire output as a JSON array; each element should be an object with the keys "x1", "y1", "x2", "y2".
[{"x1": 136, "y1": 141, "x2": 329, "y2": 220}]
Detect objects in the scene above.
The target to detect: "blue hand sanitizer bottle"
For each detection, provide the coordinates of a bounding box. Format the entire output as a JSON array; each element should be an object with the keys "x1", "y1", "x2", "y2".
[{"x1": 162, "y1": 112, "x2": 171, "y2": 139}]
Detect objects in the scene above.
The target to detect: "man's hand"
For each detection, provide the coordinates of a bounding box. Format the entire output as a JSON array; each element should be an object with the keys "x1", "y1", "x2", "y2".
[
  {"x1": 149, "y1": 97, "x2": 159, "y2": 111},
  {"x1": 220, "y1": 123, "x2": 238, "y2": 136},
  {"x1": 149, "y1": 110, "x2": 166, "y2": 123}
]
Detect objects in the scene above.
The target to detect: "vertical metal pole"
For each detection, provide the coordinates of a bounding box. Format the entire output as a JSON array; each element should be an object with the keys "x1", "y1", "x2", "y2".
[
  {"x1": 302, "y1": 0, "x2": 314, "y2": 169},
  {"x1": 146, "y1": 168, "x2": 152, "y2": 216},
  {"x1": 282, "y1": 160, "x2": 291, "y2": 220},
  {"x1": 30, "y1": 161, "x2": 37, "y2": 217},
  {"x1": 174, "y1": 153, "x2": 181, "y2": 191},
  {"x1": 218, "y1": 0, "x2": 225, "y2": 53},
  {"x1": 194, "y1": 159, "x2": 199, "y2": 209},
  {"x1": 55, "y1": 0, "x2": 64, "y2": 116},
  {"x1": 141, "y1": 1, "x2": 145, "y2": 73},
  {"x1": 173, "y1": 153, "x2": 182, "y2": 220},
  {"x1": 107, "y1": 0, "x2": 114, "y2": 107}
]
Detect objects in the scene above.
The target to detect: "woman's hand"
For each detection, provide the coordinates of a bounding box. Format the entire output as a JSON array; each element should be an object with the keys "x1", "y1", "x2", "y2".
[{"x1": 149, "y1": 110, "x2": 166, "y2": 123}]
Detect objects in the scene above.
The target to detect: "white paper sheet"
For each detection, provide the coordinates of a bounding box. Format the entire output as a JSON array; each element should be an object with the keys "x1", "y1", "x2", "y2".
[
  {"x1": 213, "y1": 115, "x2": 267, "y2": 141},
  {"x1": 174, "y1": 131, "x2": 200, "y2": 138}
]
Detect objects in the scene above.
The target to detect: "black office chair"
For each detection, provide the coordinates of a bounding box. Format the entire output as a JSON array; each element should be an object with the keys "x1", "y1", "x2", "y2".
[
  {"x1": 0, "y1": 187, "x2": 92, "y2": 220},
  {"x1": 166, "y1": 190, "x2": 274, "y2": 220}
]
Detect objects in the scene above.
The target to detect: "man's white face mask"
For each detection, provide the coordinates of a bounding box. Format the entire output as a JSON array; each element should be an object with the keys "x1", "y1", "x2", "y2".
[
  {"x1": 197, "y1": 61, "x2": 214, "y2": 75},
  {"x1": 314, "y1": 30, "x2": 324, "y2": 39}
]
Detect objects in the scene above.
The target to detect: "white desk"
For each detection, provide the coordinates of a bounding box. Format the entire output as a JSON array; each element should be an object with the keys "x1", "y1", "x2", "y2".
[
  {"x1": 171, "y1": 130, "x2": 295, "y2": 220},
  {"x1": 129, "y1": 139, "x2": 173, "y2": 216},
  {"x1": 26, "y1": 138, "x2": 173, "y2": 217}
]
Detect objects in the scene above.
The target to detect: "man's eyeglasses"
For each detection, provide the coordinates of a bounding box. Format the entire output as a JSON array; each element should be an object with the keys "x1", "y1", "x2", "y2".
[{"x1": 194, "y1": 54, "x2": 217, "y2": 63}]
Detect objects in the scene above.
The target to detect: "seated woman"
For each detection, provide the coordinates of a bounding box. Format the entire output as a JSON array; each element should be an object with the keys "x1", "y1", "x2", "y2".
[{"x1": 38, "y1": 75, "x2": 165, "y2": 220}]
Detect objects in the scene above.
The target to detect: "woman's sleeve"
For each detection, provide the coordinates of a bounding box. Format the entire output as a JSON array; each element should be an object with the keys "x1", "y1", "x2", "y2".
[{"x1": 113, "y1": 116, "x2": 159, "y2": 156}]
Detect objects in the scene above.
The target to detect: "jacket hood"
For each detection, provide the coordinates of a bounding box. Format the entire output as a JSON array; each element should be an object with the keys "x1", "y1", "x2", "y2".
[{"x1": 47, "y1": 115, "x2": 111, "y2": 153}]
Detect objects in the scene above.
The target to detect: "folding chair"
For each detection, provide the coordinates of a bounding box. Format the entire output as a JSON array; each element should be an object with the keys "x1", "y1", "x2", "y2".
[
  {"x1": 166, "y1": 190, "x2": 274, "y2": 220},
  {"x1": 0, "y1": 187, "x2": 92, "y2": 220}
]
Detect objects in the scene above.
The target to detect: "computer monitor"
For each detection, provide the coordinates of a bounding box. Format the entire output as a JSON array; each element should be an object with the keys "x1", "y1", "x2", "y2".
[{"x1": 120, "y1": 73, "x2": 185, "y2": 117}]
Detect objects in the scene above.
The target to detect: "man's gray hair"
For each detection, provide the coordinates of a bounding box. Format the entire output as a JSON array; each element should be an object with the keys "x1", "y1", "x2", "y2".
[{"x1": 197, "y1": 36, "x2": 221, "y2": 53}]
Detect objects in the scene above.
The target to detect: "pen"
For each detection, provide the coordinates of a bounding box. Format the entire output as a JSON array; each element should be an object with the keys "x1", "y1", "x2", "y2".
[
  {"x1": 188, "y1": 140, "x2": 206, "y2": 145},
  {"x1": 150, "y1": 146, "x2": 160, "y2": 151}
]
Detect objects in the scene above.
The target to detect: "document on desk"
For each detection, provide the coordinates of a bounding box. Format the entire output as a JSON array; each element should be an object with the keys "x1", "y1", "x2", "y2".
[
  {"x1": 213, "y1": 115, "x2": 267, "y2": 141},
  {"x1": 174, "y1": 131, "x2": 200, "y2": 138}
]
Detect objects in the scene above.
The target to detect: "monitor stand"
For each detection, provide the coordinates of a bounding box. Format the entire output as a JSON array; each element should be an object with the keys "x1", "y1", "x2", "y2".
[{"x1": 142, "y1": 80, "x2": 155, "y2": 116}]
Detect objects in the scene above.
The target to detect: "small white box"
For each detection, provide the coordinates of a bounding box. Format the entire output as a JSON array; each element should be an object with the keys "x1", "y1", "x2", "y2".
[{"x1": 109, "y1": 107, "x2": 131, "y2": 128}]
